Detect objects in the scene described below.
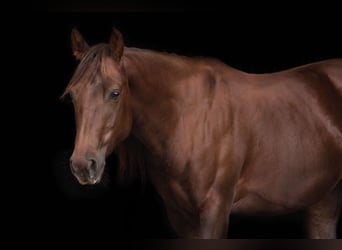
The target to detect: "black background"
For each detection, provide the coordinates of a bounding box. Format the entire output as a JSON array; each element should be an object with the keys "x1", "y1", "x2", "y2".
[{"x1": 30, "y1": 1, "x2": 341, "y2": 240}]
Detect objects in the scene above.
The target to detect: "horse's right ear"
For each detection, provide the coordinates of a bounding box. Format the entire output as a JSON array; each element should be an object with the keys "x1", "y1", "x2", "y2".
[
  {"x1": 71, "y1": 28, "x2": 89, "y2": 60},
  {"x1": 109, "y1": 28, "x2": 124, "y2": 61}
]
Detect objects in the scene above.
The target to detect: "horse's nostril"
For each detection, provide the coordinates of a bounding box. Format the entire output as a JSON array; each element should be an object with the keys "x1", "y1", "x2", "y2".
[
  {"x1": 69, "y1": 157, "x2": 98, "y2": 182},
  {"x1": 88, "y1": 159, "x2": 97, "y2": 172}
]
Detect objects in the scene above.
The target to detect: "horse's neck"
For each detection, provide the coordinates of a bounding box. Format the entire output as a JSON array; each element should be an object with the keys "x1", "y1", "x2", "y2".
[{"x1": 122, "y1": 48, "x2": 191, "y2": 156}]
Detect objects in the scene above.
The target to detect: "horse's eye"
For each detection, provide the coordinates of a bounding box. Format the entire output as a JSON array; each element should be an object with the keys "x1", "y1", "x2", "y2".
[{"x1": 109, "y1": 90, "x2": 120, "y2": 101}]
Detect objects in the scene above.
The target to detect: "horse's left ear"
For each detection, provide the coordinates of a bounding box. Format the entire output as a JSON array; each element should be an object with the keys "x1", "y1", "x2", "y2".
[
  {"x1": 71, "y1": 28, "x2": 89, "y2": 60},
  {"x1": 109, "y1": 28, "x2": 124, "y2": 61}
]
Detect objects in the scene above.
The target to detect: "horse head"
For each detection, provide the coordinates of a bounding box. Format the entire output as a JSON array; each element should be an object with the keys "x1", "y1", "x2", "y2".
[{"x1": 63, "y1": 28, "x2": 132, "y2": 185}]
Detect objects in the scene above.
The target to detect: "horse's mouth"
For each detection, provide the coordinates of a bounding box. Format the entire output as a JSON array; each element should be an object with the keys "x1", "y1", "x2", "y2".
[
  {"x1": 75, "y1": 175, "x2": 101, "y2": 185},
  {"x1": 72, "y1": 167, "x2": 105, "y2": 185}
]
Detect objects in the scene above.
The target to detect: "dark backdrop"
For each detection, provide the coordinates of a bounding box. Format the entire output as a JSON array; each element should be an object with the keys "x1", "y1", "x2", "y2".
[{"x1": 31, "y1": 4, "x2": 341, "y2": 239}]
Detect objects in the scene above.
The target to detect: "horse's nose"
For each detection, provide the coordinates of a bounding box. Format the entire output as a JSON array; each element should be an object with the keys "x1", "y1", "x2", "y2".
[{"x1": 70, "y1": 157, "x2": 98, "y2": 183}]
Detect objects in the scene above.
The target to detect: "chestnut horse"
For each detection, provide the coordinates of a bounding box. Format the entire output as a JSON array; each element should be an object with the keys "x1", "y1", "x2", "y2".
[{"x1": 62, "y1": 28, "x2": 342, "y2": 238}]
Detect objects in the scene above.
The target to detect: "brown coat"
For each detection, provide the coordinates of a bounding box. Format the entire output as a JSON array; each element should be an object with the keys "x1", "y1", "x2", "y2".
[{"x1": 64, "y1": 28, "x2": 342, "y2": 238}]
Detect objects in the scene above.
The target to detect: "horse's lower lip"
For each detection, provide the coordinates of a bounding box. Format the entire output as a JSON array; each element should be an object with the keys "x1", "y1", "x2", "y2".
[
  {"x1": 76, "y1": 176, "x2": 100, "y2": 185},
  {"x1": 89, "y1": 178, "x2": 98, "y2": 184}
]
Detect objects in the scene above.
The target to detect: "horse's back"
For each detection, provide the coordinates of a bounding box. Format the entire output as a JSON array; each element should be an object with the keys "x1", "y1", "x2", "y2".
[
  {"x1": 293, "y1": 58, "x2": 342, "y2": 93},
  {"x1": 292, "y1": 59, "x2": 342, "y2": 138},
  {"x1": 264, "y1": 58, "x2": 342, "y2": 138}
]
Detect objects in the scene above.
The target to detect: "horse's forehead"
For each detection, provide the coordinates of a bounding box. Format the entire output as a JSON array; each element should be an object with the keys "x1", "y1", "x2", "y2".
[
  {"x1": 100, "y1": 57, "x2": 123, "y2": 80},
  {"x1": 80, "y1": 56, "x2": 122, "y2": 79},
  {"x1": 67, "y1": 55, "x2": 125, "y2": 96}
]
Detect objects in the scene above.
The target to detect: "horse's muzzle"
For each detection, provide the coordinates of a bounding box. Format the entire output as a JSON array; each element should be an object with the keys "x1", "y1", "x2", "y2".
[{"x1": 70, "y1": 157, "x2": 103, "y2": 185}]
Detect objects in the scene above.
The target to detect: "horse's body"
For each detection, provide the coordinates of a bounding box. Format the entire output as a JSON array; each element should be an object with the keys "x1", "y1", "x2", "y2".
[{"x1": 64, "y1": 28, "x2": 342, "y2": 238}]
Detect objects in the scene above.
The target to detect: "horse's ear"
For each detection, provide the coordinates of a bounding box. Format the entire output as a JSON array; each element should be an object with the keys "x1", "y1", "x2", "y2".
[
  {"x1": 71, "y1": 28, "x2": 89, "y2": 60},
  {"x1": 109, "y1": 28, "x2": 124, "y2": 61}
]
